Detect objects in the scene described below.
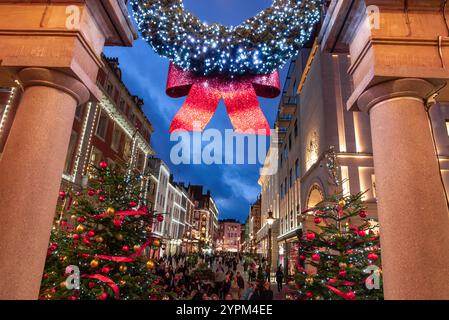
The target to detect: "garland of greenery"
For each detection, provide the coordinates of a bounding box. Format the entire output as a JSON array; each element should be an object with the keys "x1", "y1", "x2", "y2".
[{"x1": 131, "y1": 0, "x2": 322, "y2": 76}]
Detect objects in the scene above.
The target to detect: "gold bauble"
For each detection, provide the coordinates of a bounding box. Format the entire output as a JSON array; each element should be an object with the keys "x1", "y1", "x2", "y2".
[
  {"x1": 119, "y1": 265, "x2": 128, "y2": 273},
  {"x1": 90, "y1": 259, "x2": 99, "y2": 269},
  {"x1": 305, "y1": 276, "x2": 314, "y2": 285},
  {"x1": 146, "y1": 259, "x2": 156, "y2": 270},
  {"x1": 119, "y1": 280, "x2": 126, "y2": 286},
  {"x1": 60, "y1": 256, "x2": 68, "y2": 263},
  {"x1": 338, "y1": 199, "x2": 346, "y2": 207},
  {"x1": 133, "y1": 245, "x2": 141, "y2": 252},
  {"x1": 71, "y1": 215, "x2": 77, "y2": 220},
  {"x1": 95, "y1": 236, "x2": 104, "y2": 243},
  {"x1": 115, "y1": 233, "x2": 124, "y2": 241},
  {"x1": 339, "y1": 262, "x2": 348, "y2": 269},
  {"x1": 60, "y1": 281, "x2": 67, "y2": 289},
  {"x1": 106, "y1": 207, "x2": 116, "y2": 217},
  {"x1": 162, "y1": 295, "x2": 169, "y2": 300},
  {"x1": 152, "y1": 239, "x2": 161, "y2": 248},
  {"x1": 75, "y1": 224, "x2": 85, "y2": 234}
]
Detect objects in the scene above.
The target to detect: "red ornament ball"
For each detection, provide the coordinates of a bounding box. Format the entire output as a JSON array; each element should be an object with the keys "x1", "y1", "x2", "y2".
[
  {"x1": 368, "y1": 252, "x2": 379, "y2": 261},
  {"x1": 87, "y1": 189, "x2": 95, "y2": 197},
  {"x1": 87, "y1": 230, "x2": 95, "y2": 237},
  {"x1": 99, "y1": 161, "x2": 108, "y2": 169},
  {"x1": 113, "y1": 219, "x2": 122, "y2": 228},
  {"x1": 299, "y1": 255, "x2": 306, "y2": 261},
  {"x1": 98, "y1": 292, "x2": 108, "y2": 300},
  {"x1": 328, "y1": 278, "x2": 337, "y2": 284},
  {"x1": 314, "y1": 217, "x2": 322, "y2": 224},
  {"x1": 59, "y1": 191, "x2": 66, "y2": 200},
  {"x1": 88, "y1": 282, "x2": 95, "y2": 289},
  {"x1": 156, "y1": 214, "x2": 164, "y2": 222},
  {"x1": 359, "y1": 211, "x2": 368, "y2": 218},
  {"x1": 122, "y1": 245, "x2": 130, "y2": 253},
  {"x1": 345, "y1": 291, "x2": 356, "y2": 300},
  {"x1": 339, "y1": 270, "x2": 347, "y2": 277},
  {"x1": 306, "y1": 232, "x2": 316, "y2": 241},
  {"x1": 129, "y1": 201, "x2": 137, "y2": 208},
  {"x1": 311, "y1": 253, "x2": 320, "y2": 262},
  {"x1": 99, "y1": 196, "x2": 106, "y2": 202},
  {"x1": 101, "y1": 267, "x2": 111, "y2": 274},
  {"x1": 72, "y1": 234, "x2": 80, "y2": 240},
  {"x1": 305, "y1": 291, "x2": 313, "y2": 298},
  {"x1": 68, "y1": 295, "x2": 77, "y2": 301},
  {"x1": 358, "y1": 230, "x2": 367, "y2": 237}
]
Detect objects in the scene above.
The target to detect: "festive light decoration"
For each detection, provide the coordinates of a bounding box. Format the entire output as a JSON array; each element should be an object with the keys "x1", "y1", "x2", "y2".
[{"x1": 131, "y1": 0, "x2": 322, "y2": 76}]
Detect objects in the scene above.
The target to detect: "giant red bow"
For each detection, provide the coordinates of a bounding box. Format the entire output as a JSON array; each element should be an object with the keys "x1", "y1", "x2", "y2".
[{"x1": 166, "y1": 63, "x2": 280, "y2": 135}]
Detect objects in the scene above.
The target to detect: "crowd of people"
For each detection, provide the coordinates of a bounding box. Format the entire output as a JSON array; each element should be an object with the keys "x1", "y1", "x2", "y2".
[{"x1": 152, "y1": 252, "x2": 286, "y2": 300}]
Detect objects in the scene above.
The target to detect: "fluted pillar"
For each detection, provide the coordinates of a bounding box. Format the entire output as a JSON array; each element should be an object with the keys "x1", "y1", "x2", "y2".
[
  {"x1": 0, "y1": 68, "x2": 89, "y2": 300},
  {"x1": 358, "y1": 78, "x2": 449, "y2": 300}
]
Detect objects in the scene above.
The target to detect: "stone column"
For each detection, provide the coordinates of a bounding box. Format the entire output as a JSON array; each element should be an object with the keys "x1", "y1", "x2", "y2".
[
  {"x1": 357, "y1": 78, "x2": 449, "y2": 300},
  {"x1": 0, "y1": 68, "x2": 89, "y2": 300}
]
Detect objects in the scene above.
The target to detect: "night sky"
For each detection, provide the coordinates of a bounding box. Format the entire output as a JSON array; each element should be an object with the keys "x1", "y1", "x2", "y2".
[{"x1": 105, "y1": 0, "x2": 289, "y2": 223}]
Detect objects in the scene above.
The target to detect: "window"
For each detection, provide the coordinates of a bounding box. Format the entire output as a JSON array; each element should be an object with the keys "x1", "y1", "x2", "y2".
[
  {"x1": 111, "y1": 124, "x2": 122, "y2": 152},
  {"x1": 280, "y1": 153, "x2": 283, "y2": 168},
  {"x1": 280, "y1": 183, "x2": 283, "y2": 199},
  {"x1": 284, "y1": 145, "x2": 288, "y2": 161},
  {"x1": 294, "y1": 120, "x2": 298, "y2": 138},
  {"x1": 289, "y1": 133, "x2": 292, "y2": 150},
  {"x1": 372, "y1": 174, "x2": 377, "y2": 199},
  {"x1": 446, "y1": 120, "x2": 449, "y2": 136},
  {"x1": 106, "y1": 83, "x2": 113, "y2": 95},
  {"x1": 123, "y1": 136, "x2": 132, "y2": 161},
  {"x1": 96, "y1": 111, "x2": 109, "y2": 140},
  {"x1": 289, "y1": 169, "x2": 293, "y2": 188},
  {"x1": 295, "y1": 159, "x2": 299, "y2": 180},
  {"x1": 284, "y1": 177, "x2": 287, "y2": 195},
  {"x1": 119, "y1": 99, "x2": 125, "y2": 112},
  {"x1": 64, "y1": 131, "x2": 78, "y2": 174},
  {"x1": 89, "y1": 147, "x2": 103, "y2": 168}
]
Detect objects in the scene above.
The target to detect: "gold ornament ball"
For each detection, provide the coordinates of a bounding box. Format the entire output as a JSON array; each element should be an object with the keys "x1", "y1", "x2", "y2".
[
  {"x1": 106, "y1": 207, "x2": 116, "y2": 217},
  {"x1": 60, "y1": 281, "x2": 67, "y2": 289},
  {"x1": 162, "y1": 295, "x2": 169, "y2": 300},
  {"x1": 133, "y1": 245, "x2": 141, "y2": 252},
  {"x1": 338, "y1": 199, "x2": 346, "y2": 207},
  {"x1": 71, "y1": 215, "x2": 77, "y2": 220},
  {"x1": 90, "y1": 259, "x2": 100, "y2": 269},
  {"x1": 146, "y1": 260, "x2": 156, "y2": 270},
  {"x1": 115, "y1": 233, "x2": 124, "y2": 241},
  {"x1": 339, "y1": 262, "x2": 348, "y2": 269},
  {"x1": 75, "y1": 224, "x2": 85, "y2": 234},
  {"x1": 95, "y1": 236, "x2": 104, "y2": 243},
  {"x1": 152, "y1": 239, "x2": 161, "y2": 248},
  {"x1": 119, "y1": 265, "x2": 128, "y2": 273},
  {"x1": 305, "y1": 276, "x2": 314, "y2": 285},
  {"x1": 119, "y1": 280, "x2": 126, "y2": 286}
]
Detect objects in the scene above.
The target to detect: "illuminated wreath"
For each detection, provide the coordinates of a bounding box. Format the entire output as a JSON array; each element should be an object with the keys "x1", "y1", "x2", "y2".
[{"x1": 131, "y1": 0, "x2": 322, "y2": 76}]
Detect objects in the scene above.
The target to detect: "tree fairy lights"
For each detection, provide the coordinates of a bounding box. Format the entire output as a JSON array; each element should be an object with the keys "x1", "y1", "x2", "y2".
[{"x1": 131, "y1": 0, "x2": 322, "y2": 76}]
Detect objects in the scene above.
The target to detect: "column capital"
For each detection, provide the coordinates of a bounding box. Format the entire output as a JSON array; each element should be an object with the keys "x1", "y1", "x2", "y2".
[
  {"x1": 357, "y1": 78, "x2": 436, "y2": 114},
  {"x1": 18, "y1": 68, "x2": 90, "y2": 105}
]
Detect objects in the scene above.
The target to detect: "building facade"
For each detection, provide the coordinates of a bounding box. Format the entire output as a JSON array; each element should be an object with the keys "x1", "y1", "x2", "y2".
[{"x1": 217, "y1": 219, "x2": 242, "y2": 252}]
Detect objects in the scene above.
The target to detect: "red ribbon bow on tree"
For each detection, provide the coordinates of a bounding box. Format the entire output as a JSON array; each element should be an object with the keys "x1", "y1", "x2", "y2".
[{"x1": 166, "y1": 63, "x2": 280, "y2": 135}]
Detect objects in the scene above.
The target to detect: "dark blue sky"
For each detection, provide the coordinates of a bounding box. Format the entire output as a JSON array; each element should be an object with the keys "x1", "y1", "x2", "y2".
[{"x1": 105, "y1": 0, "x2": 288, "y2": 223}]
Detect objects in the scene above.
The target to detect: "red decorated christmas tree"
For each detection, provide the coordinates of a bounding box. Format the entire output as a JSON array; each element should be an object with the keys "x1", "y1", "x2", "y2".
[
  {"x1": 290, "y1": 149, "x2": 383, "y2": 300},
  {"x1": 39, "y1": 162, "x2": 172, "y2": 300}
]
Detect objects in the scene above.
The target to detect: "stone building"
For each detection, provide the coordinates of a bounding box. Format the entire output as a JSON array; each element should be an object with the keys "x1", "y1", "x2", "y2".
[{"x1": 217, "y1": 219, "x2": 242, "y2": 252}]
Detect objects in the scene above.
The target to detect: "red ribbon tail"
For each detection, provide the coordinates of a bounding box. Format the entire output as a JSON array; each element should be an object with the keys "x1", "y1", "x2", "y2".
[
  {"x1": 82, "y1": 274, "x2": 120, "y2": 299},
  {"x1": 223, "y1": 81, "x2": 271, "y2": 136},
  {"x1": 169, "y1": 83, "x2": 221, "y2": 133}
]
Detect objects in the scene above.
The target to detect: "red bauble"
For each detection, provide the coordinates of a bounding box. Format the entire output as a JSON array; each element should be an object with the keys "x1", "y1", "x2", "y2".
[
  {"x1": 311, "y1": 253, "x2": 320, "y2": 262},
  {"x1": 328, "y1": 278, "x2": 337, "y2": 284},
  {"x1": 345, "y1": 291, "x2": 356, "y2": 300},
  {"x1": 359, "y1": 211, "x2": 368, "y2": 218},
  {"x1": 305, "y1": 291, "x2": 313, "y2": 298},
  {"x1": 113, "y1": 219, "x2": 122, "y2": 228},
  {"x1": 101, "y1": 267, "x2": 111, "y2": 274},
  {"x1": 122, "y1": 245, "x2": 130, "y2": 253},
  {"x1": 78, "y1": 217, "x2": 86, "y2": 223},
  {"x1": 99, "y1": 161, "x2": 108, "y2": 169},
  {"x1": 87, "y1": 189, "x2": 95, "y2": 197},
  {"x1": 88, "y1": 282, "x2": 95, "y2": 289},
  {"x1": 358, "y1": 230, "x2": 367, "y2": 237},
  {"x1": 299, "y1": 255, "x2": 306, "y2": 261},
  {"x1": 87, "y1": 230, "x2": 95, "y2": 237},
  {"x1": 368, "y1": 252, "x2": 379, "y2": 261},
  {"x1": 306, "y1": 232, "x2": 316, "y2": 241},
  {"x1": 129, "y1": 201, "x2": 137, "y2": 208},
  {"x1": 98, "y1": 292, "x2": 108, "y2": 300},
  {"x1": 68, "y1": 295, "x2": 77, "y2": 301},
  {"x1": 314, "y1": 217, "x2": 322, "y2": 224},
  {"x1": 99, "y1": 196, "x2": 106, "y2": 202},
  {"x1": 59, "y1": 191, "x2": 66, "y2": 200},
  {"x1": 50, "y1": 244, "x2": 58, "y2": 251},
  {"x1": 83, "y1": 236, "x2": 91, "y2": 245},
  {"x1": 339, "y1": 270, "x2": 347, "y2": 277},
  {"x1": 72, "y1": 234, "x2": 80, "y2": 240},
  {"x1": 156, "y1": 214, "x2": 164, "y2": 222}
]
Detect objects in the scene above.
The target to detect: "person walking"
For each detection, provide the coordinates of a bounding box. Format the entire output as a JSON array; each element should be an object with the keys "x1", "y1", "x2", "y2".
[
  {"x1": 214, "y1": 268, "x2": 225, "y2": 297},
  {"x1": 236, "y1": 272, "x2": 245, "y2": 299},
  {"x1": 275, "y1": 266, "x2": 284, "y2": 293},
  {"x1": 265, "y1": 264, "x2": 271, "y2": 283},
  {"x1": 230, "y1": 275, "x2": 240, "y2": 300}
]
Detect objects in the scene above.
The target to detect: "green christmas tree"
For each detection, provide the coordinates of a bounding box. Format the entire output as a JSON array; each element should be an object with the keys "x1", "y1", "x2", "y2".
[
  {"x1": 291, "y1": 148, "x2": 383, "y2": 300},
  {"x1": 39, "y1": 162, "x2": 172, "y2": 300}
]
